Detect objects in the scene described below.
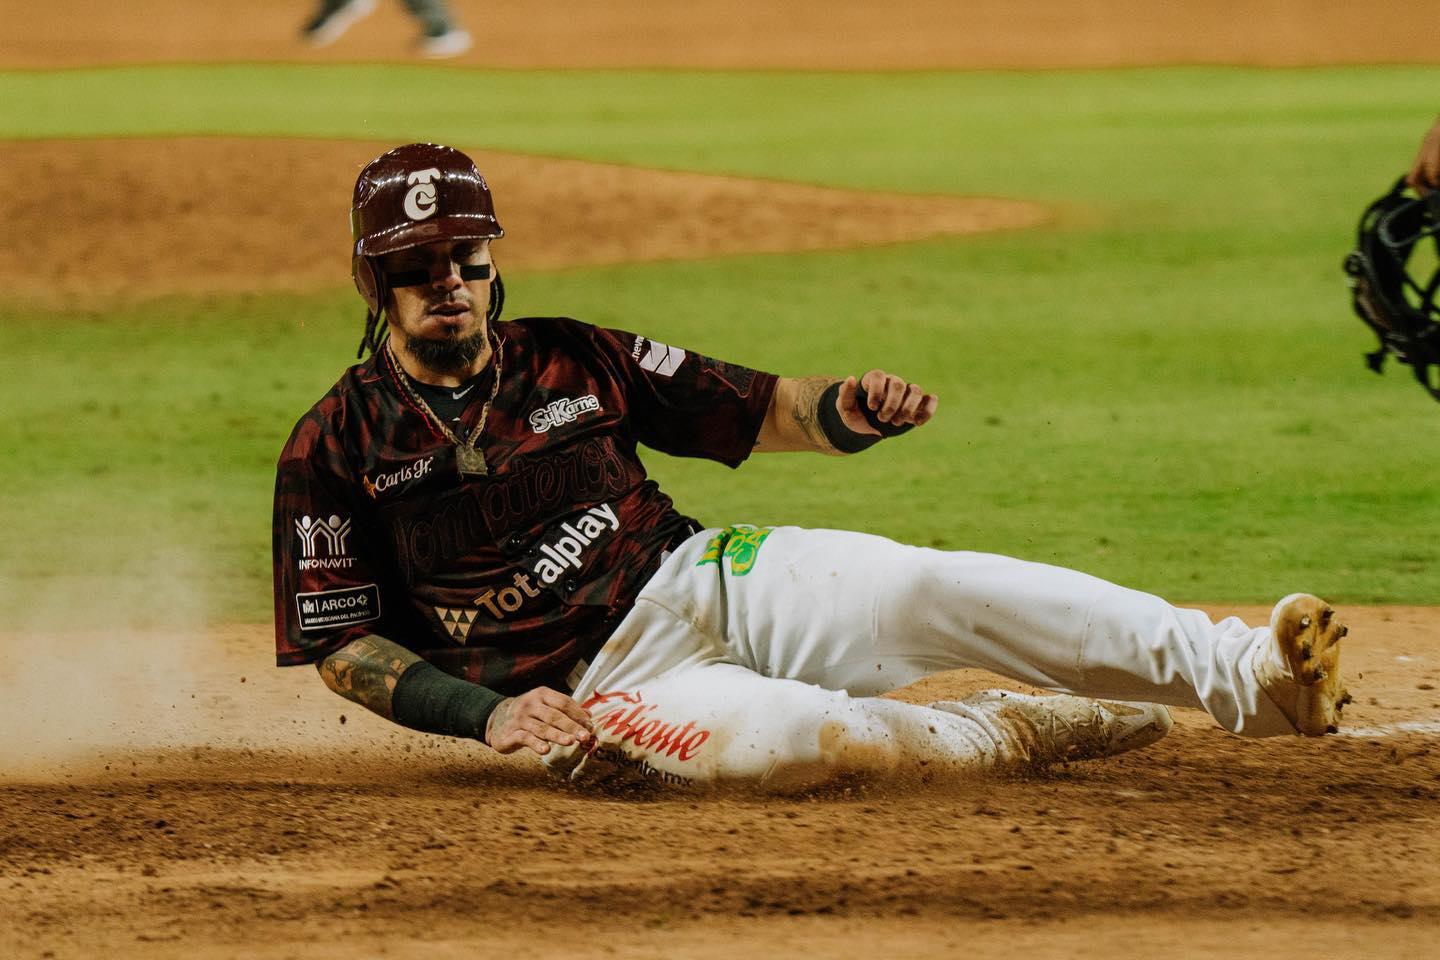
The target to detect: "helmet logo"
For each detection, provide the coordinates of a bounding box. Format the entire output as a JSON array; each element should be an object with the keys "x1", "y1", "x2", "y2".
[{"x1": 403, "y1": 168, "x2": 442, "y2": 221}]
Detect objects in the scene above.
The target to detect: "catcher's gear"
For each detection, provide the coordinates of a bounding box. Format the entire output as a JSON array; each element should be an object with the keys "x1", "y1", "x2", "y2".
[
  {"x1": 350, "y1": 143, "x2": 506, "y2": 356},
  {"x1": 1343, "y1": 176, "x2": 1440, "y2": 401}
]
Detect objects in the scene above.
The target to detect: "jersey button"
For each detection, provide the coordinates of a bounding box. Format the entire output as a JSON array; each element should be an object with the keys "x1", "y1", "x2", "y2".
[
  {"x1": 563, "y1": 578, "x2": 579, "y2": 595},
  {"x1": 504, "y1": 535, "x2": 525, "y2": 552}
]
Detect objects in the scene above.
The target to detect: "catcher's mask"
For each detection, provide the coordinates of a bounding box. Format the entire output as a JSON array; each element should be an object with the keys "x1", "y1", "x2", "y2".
[
  {"x1": 350, "y1": 143, "x2": 506, "y2": 357},
  {"x1": 1343, "y1": 175, "x2": 1440, "y2": 401}
]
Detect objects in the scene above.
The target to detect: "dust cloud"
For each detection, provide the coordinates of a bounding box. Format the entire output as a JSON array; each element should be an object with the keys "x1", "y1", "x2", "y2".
[{"x1": 0, "y1": 548, "x2": 441, "y2": 781}]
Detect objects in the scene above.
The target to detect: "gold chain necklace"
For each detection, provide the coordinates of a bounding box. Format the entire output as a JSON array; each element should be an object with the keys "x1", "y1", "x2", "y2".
[{"x1": 386, "y1": 332, "x2": 504, "y2": 478}]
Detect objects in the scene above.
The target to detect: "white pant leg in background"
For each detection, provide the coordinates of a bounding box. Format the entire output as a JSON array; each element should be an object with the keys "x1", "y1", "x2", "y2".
[{"x1": 545, "y1": 525, "x2": 1294, "y2": 790}]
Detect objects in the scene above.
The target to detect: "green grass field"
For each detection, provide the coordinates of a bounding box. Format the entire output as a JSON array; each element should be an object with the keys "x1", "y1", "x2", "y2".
[{"x1": 3, "y1": 65, "x2": 1437, "y2": 624}]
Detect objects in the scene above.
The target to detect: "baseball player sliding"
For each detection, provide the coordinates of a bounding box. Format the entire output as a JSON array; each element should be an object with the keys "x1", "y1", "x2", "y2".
[{"x1": 273, "y1": 144, "x2": 1350, "y2": 791}]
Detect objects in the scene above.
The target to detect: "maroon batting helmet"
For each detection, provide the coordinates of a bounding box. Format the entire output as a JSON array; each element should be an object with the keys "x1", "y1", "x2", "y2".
[{"x1": 350, "y1": 143, "x2": 505, "y2": 354}]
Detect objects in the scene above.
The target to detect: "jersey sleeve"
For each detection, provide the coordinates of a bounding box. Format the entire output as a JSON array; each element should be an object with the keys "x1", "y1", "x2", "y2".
[
  {"x1": 590, "y1": 325, "x2": 779, "y2": 467},
  {"x1": 272, "y1": 410, "x2": 389, "y2": 667}
]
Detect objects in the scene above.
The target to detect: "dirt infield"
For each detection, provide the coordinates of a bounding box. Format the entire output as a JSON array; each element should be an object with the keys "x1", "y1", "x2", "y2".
[
  {"x1": 0, "y1": 138, "x2": 1046, "y2": 307},
  {"x1": 3, "y1": 606, "x2": 1439, "y2": 959}
]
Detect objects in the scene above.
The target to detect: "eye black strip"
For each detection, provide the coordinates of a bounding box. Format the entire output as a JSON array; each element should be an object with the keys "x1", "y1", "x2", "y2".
[
  {"x1": 385, "y1": 263, "x2": 493, "y2": 288},
  {"x1": 385, "y1": 269, "x2": 428, "y2": 288}
]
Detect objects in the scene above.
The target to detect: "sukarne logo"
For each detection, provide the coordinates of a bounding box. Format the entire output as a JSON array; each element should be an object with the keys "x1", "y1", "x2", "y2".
[
  {"x1": 528, "y1": 395, "x2": 601, "y2": 434},
  {"x1": 581, "y1": 690, "x2": 711, "y2": 762},
  {"x1": 364, "y1": 455, "x2": 435, "y2": 499}
]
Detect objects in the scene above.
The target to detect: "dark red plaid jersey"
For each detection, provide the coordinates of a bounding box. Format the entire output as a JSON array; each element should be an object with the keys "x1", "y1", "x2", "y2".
[{"x1": 272, "y1": 316, "x2": 778, "y2": 694}]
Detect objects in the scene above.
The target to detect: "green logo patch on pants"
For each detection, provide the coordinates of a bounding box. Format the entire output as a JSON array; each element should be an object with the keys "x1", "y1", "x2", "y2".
[{"x1": 696, "y1": 525, "x2": 775, "y2": 576}]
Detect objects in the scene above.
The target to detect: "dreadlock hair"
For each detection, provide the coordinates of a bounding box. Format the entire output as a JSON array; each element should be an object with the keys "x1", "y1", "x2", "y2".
[
  {"x1": 355, "y1": 262, "x2": 390, "y2": 359},
  {"x1": 355, "y1": 269, "x2": 506, "y2": 359},
  {"x1": 357, "y1": 308, "x2": 388, "y2": 359}
]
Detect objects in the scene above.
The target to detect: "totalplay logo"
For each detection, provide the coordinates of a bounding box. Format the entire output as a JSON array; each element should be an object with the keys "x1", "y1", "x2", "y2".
[{"x1": 530, "y1": 503, "x2": 620, "y2": 586}]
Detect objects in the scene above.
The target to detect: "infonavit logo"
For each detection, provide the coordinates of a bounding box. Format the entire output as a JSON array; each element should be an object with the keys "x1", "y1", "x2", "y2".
[{"x1": 295, "y1": 514, "x2": 356, "y2": 570}]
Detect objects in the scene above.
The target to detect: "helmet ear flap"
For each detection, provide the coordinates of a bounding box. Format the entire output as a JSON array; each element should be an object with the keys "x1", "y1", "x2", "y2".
[
  {"x1": 353, "y1": 256, "x2": 392, "y2": 358},
  {"x1": 353, "y1": 256, "x2": 384, "y2": 315}
]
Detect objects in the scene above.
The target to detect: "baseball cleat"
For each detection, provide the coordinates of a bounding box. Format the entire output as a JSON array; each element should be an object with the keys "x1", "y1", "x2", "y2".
[
  {"x1": 930, "y1": 689, "x2": 1172, "y2": 766},
  {"x1": 1256, "y1": 593, "x2": 1351, "y2": 736},
  {"x1": 418, "y1": 28, "x2": 473, "y2": 59},
  {"x1": 302, "y1": 0, "x2": 377, "y2": 47}
]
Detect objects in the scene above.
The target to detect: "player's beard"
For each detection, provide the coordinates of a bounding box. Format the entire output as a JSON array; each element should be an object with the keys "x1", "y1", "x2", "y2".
[{"x1": 404, "y1": 326, "x2": 487, "y2": 374}]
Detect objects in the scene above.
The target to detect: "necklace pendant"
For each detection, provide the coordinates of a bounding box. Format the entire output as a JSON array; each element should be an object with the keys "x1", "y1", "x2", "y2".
[{"x1": 456, "y1": 444, "x2": 488, "y2": 477}]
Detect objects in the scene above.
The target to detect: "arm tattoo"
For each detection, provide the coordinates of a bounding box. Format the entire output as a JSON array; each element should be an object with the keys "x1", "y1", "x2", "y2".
[
  {"x1": 315, "y1": 635, "x2": 421, "y2": 721},
  {"x1": 790, "y1": 377, "x2": 838, "y2": 452}
]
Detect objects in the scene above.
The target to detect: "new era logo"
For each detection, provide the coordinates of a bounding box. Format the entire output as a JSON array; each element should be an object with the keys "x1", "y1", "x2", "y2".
[{"x1": 636, "y1": 339, "x2": 685, "y2": 378}]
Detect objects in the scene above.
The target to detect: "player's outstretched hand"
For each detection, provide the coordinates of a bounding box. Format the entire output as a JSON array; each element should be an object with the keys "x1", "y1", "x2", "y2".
[
  {"x1": 1407, "y1": 115, "x2": 1440, "y2": 192},
  {"x1": 838, "y1": 370, "x2": 938, "y2": 436},
  {"x1": 485, "y1": 686, "x2": 595, "y2": 756}
]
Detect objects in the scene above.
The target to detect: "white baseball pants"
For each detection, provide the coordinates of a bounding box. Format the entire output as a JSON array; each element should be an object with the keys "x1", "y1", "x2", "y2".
[{"x1": 542, "y1": 526, "x2": 1294, "y2": 791}]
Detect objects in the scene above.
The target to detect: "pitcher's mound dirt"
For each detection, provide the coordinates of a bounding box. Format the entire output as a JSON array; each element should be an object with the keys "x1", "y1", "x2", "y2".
[{"x1": 0, "y1": 137, "x2": 1047, "y2": 306}]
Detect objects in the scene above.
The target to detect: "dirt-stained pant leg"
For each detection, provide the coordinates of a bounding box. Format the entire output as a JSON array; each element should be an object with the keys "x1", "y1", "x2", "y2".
[
  {"x1": 545, "y1": 525, "x2": 1296, "y2": 791},
  {"x1": 542, "y1": 597, "x2": 1035, "y2": 793}
]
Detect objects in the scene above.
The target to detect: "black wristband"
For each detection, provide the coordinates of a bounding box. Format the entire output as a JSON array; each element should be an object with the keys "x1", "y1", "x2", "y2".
[
  {"x1": 851, "y1": 384, "x2": 916, "y2": 438},
  {"x1": 816, "y1": 381, "x2": 881, "y2": 453},
  {"x1": 391, "y1": 661, "x2": 505, "y2": 742},
  {"x1": 817, "y1": 382, "x2": 881, "y2": 454}
]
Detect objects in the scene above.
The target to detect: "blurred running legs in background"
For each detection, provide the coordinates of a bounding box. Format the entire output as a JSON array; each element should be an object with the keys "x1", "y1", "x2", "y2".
[{"x1": 301, "y1": 0, "x2": 473, "y2": 58}]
